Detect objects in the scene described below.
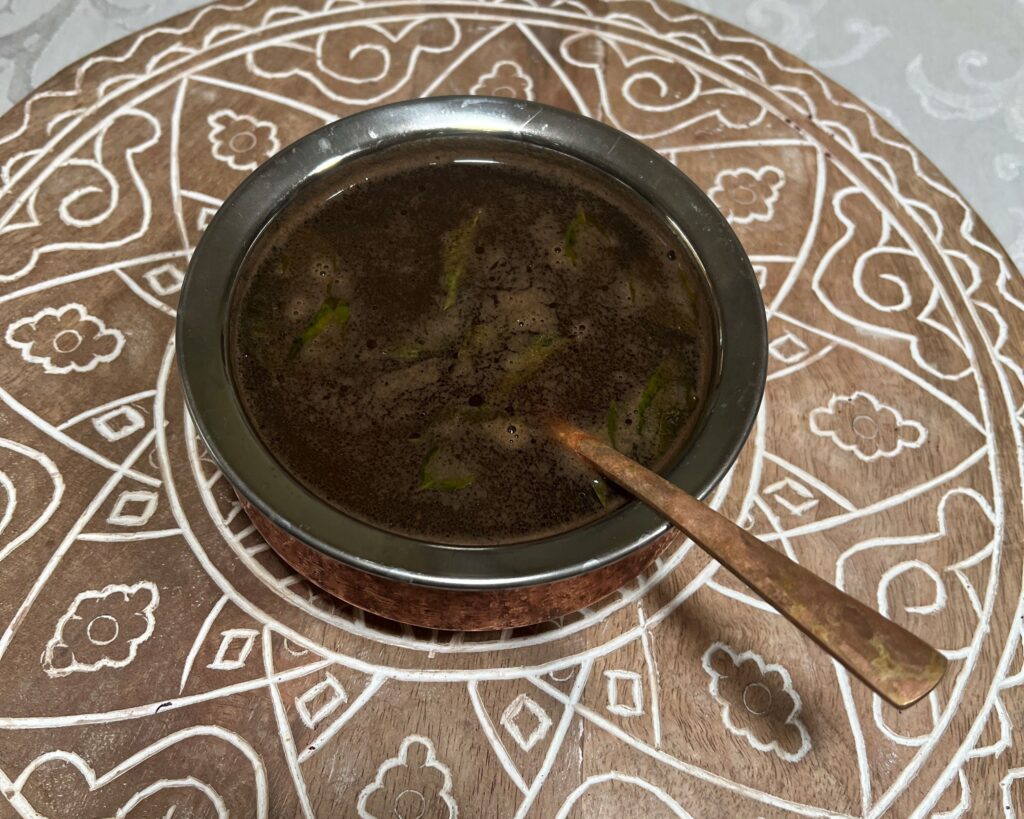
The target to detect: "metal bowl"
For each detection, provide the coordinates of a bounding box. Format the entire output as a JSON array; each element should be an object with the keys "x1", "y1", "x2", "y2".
[{"x1": 177, "y1": 96, "x2": 766, "y2": 629}]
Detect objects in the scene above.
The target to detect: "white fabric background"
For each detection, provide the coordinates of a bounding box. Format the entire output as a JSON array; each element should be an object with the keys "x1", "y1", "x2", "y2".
[{"x1": 1, "y1": 0, "x2": 1021, "y2": 269}]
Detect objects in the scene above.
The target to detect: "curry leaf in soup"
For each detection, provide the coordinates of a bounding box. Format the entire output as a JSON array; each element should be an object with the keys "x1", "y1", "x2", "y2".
[
  {"x1": 637, "y1": 359, "x2": 671, "y2": 435},
  {"x1": 657, "y1": 378, "x2": 699, "y2": 452},
  {"x1": 290, "y1": 295, "x2": 349, "y2": 357},
  {"x1": 493, "y1": 333, "x2": 569, "y2": 400},
  {"x1": 563, "y1": 206, "x2": 606, "y2": 263},
  {"x1": 606, "y1": 401, "x2": 620, "y2": 449},
  {"x1": 637, "y1": 361, "x2": 700, "y2": 458},
  {"x1": 457, "y1": 323, "x2": 498, "y2": 362},
  {"x1": 385, "y1": 343, "x2": 431, "y2": 362},
  {"x1": 655, "y1": 405, "x2": 686, "y2": 456},
  {"x1": 442, "y1": 210, "x2": 482, "y2": 310},
  {"x1": 419, "y1": 446, "x2": 475, "y2": 492},
  {"x1": 563, "y1": 206, "x2": 589, "y2": 263},
  {"x1": 591, "y1": 475, "x2": 611, "y2": 508}
]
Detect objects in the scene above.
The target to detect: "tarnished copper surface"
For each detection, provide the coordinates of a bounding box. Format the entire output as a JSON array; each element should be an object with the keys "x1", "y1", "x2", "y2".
[
  {"x1": 239, "y1": 496, "x2": 674, "y2": 631},
  {"x1": 552, "y1": 421, "x2": 948, "y2": 709}
]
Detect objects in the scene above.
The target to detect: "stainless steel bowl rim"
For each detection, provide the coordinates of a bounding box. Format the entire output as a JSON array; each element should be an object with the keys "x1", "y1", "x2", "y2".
[{"x1": 176, "y1": 96, "x2": 767, "y2": 590}]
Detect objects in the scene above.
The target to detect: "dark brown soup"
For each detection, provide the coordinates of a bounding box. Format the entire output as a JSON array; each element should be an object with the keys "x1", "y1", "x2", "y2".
[{"x1": 230, "y1": 137, "x2": 713, "y2": 544}]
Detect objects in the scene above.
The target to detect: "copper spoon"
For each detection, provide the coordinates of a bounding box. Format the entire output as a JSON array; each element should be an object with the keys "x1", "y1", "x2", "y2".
[{"x1": 551, "y1": 421, "x2": 947, "y2": 709}]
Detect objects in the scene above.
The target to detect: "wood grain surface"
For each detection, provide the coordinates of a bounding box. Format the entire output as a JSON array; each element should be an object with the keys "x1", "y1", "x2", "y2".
[{"x1": 0, "y1": 1, "x2": 1021, "y2": 816}]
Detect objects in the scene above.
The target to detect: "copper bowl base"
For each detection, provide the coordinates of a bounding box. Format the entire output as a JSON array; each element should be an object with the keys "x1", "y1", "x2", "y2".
[{"x1": 240, "y1": 497, "x2": 673, "y2": 631}]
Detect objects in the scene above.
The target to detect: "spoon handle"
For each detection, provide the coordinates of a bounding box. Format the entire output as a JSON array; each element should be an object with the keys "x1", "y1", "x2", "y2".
[{"x1": 557, "y1": 425, "x2": 947, "y2": 709}]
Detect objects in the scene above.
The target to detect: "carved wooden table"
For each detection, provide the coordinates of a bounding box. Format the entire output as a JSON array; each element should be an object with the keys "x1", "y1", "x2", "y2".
[{"x1": 0, "y1": 1, "x2": 1022, "y2": 816}]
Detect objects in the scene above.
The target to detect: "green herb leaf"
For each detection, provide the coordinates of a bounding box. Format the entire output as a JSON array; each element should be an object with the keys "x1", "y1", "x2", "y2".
[
  {"x1": 493, "y1": 333, "x2": 568, "y2": 400},
  {"x1": 563, "y1": 206, "x2": 589, "y2": 263},
  {"x1": 385, "y1": 343, "x2": 430, "y2": 362},
  {"x1": 456, "y1": 322, "x2": 498, "y2": 363},
  {"x1": 442, "y1": 211, "x2": 482, "y2": 310},
  {"x1": 422, "y1": 475, "x2": 475, "y2": 491},
  {"x1": 637, "y1": 359, "x2": 671, "y2": 435},
  {"x1": 419, "y1": 446, "x2": 475, "y2": 492},
  {"x1": 606, "y1": 401, "x2": 620, "y2": 449},
  {"x1": 591, "y1": 475, "x2": 611, "y2": 509},
  {"x1": 657, "y1": 379, "x2": 699, "y2": 452},
  {"x1": 655, "y1": 405, "x2": 687, "y2": 455},
  {"x1": 564, "y1": 206, "x2": 607, "y2": 264},
  {"x1": 290, "y1": 295, "x2": 349, "y2": 357},
  {"x1": 637, "y1": 362, "x2": 701, "y2": 458}
]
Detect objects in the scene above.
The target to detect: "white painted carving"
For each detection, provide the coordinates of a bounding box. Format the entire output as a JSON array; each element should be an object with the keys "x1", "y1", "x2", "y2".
[
  {"x1": 555, "y1": 772, "x2": 693, "y2": 818},
  {"x1": 709, "y1": 165, "x2": 785, "y2": 224},
  {"x1": 763, "y1": 477, "x2": 819, "y2": 516},
  {"x1": 42, "y1": 582, "x2": 159, "y2": 677},
  {"x1": 207, "y1": 109, "x2": 280, "y2": 171},
  {"x1": 357, "y1": 735, "x2": 457, "y2": 818},
  {"x1": 283, "y1": 638, "x2": 309, "y2": 657},
  {"x1": 810, "y1": 391, "x2": 926, "y2": 460},
  {"x1": 702, "y1": 642, "x2": 811, "y2": 762},
  {"x1": 500, "y1": 693, "x2": 552, "y2": 752},
  {"x1": 295, "y1": 672, "x2": 348, "y2": 728},
  {"x1": 471, "y1": 60, "x2": 534, "y2": 99},
  {"x1": 143, "y1": 263, "x2": 184, "y2": 296},
  {"x1": 0, "y1": 109, "x2": 160, "y2": 284},
  {"x1": 93, "y1": 405, "x2": 146, "y2": 442},
  {"x1": 106, "y1": 489, "x2": 158, "y2": 526},
  {"x1": 7, "y1": 727, "x2": 267, "y2": 818},
  {"x1": 5, "y1": 303, "x2": 124, "y2": 373},
  {"x1": 0, "y1": 437, "x2": 63, "y2": 564},
  {"x1": 1002, "y1": 768, "x2": 1024, "y2": 819},
  {"x1": 207, "y1": 628, "x2": 258, "y2": 671},
  {"x1": 605, "y1": 669, "x2": 644, "y2": 717},
  {"x1": 198, "y1": 205, "x2": 218, "y2": 231},
  {"x1": 768, "y1": 331, "x2": 809, "y2": 364}
]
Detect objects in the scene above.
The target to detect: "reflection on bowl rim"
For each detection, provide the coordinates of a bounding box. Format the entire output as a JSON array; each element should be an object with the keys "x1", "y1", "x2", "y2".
[{"x1": 176, "y1": 96, "x2": 767, "y2": 591}]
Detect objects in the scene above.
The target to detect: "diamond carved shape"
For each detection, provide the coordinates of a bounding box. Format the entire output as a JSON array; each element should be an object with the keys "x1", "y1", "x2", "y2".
[
  {"x1": 605, "y1": 670, "x2": 643, "y2": 717},
  {"x1": 295, "y1": 673, "x2": 348, "y2": 728},
  {"x1": 143, "y1": 263, "x2": 184, "y2": 296},
  {"x1": 768, "y1": 331, "x2": 809, "y2": 365},
  {"x1": 500, "y1": 693, "x2": 552, "y2": 751},
  {"x1": 93, "y1": 405, "x2": 145, "y2": 441},
  {"x1": 764, "y1": 477, "x2": 819, "y2": 516},
  {"x1": 207, "y1": 628, "x2": 257, "y2": 670},
  {"x1": 106, "y1": 489, "x2": 158, "y2": 526},
  {"x1": 198, "y1": 205, "x2": 218, "y2": 231}
]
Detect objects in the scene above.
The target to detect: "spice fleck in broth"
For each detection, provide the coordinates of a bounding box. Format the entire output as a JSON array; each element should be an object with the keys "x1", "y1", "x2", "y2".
[{"x1": 231, "y1": 137, "x2": 714, "y2": 544}]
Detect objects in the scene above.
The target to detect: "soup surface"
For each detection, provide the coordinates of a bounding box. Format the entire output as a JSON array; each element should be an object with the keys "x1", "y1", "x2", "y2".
[{"x1": 231, "y1": 137, "x2": 713, "y2": 544}]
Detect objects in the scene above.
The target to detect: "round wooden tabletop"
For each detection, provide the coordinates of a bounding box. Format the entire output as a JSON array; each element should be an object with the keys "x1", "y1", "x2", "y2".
[{"x1": 0, "y1": 1, "x2": 1022, "y2": 816}]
